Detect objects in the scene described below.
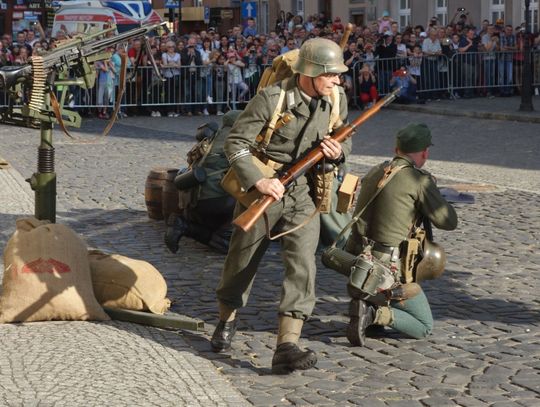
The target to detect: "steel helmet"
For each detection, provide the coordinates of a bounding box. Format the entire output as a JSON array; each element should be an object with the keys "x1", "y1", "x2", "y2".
[
  {"x1": 292, "y1": 38, "x2": 348, "y2": 77},
  {"x1": 415, "y1": 240, "x2": 447, "y2": 282}
]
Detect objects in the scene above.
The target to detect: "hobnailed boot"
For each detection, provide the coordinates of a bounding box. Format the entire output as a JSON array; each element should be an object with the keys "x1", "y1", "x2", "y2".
[
  {"x1": 164, "y1": 214, "x2": 188, "y2": 253},
  {"x1": 210, "y1": 303, "x2": 237, "y2": 352},
  {"x1": 271, "y1": 316, "x2": 317, "y2": 375},
  {"x1": 346, "y1": 299, "x2": 376, "y2": 347}
]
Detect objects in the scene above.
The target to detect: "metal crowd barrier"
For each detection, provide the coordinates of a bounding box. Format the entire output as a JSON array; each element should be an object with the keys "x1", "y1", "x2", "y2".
[
  {"x1": 0, "y1": 51, "x2": 539, "y2": 113},
  {"x1": 350, "y1": 50, "x2": 540, "y2": 106}
]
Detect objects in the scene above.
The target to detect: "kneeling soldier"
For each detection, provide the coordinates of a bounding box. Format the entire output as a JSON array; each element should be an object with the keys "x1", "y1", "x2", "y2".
[{"x1": 344, "y1": 123, "x2": 457, "y2": 345}]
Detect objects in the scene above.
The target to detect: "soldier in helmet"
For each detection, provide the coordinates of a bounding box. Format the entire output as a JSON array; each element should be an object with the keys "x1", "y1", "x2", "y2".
[
  {"x1": 210, "y1": 38, "x2": 350, "y2": 374},
  {"x1": 344, "y1": 123, "x2": 457, "y2": 346}
]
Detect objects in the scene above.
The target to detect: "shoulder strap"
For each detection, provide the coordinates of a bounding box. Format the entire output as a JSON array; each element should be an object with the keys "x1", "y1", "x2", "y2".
[
  {"x1": 329, "y1": 163, "x2": 408, "y2": 249},
  {"x1": 328, "y1": 86, "x2": 342, "y2": 132},
  {"x1": 258, "y1": 80, "x2": 288, "y2": 151}
]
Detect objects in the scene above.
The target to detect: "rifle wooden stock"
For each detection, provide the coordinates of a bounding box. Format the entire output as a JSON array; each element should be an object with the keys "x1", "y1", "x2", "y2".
[
  {"x1": 339, "y1": 23, "x2": 354, "y2": 50},
  {"x1": 233, "y1": 87, "x2": 401, "y2": 232}
]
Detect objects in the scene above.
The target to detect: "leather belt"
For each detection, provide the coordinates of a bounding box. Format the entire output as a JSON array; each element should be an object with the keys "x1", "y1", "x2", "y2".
[{"x1": 372, "y1": 242, "x2": 399, "y2": 256}]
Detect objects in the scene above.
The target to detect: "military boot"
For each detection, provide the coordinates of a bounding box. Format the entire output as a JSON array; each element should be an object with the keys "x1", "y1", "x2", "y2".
[
  {"x1": 208, "y1": 232, "x2": 230, "y2": 254},
  {"x1": 271, "y1": 316, "x2": 317, "y2": 374},
  {"x1": 346, "y1": 299, "x2": 375, "y2": 347},
  {"x1": 210, "y1": 303, "x2": 237, "y2": 352},
  {"x1": 164, "y1": 214, "x2": 188, "y2": 253}
]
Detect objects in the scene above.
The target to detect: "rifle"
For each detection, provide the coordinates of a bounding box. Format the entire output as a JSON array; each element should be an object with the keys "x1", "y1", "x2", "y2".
[{"x1": 232, "y1": 87, "x2": 401, "y2": 232}]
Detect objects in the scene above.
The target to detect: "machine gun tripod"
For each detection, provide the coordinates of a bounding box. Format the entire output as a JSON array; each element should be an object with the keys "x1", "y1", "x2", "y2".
[{"x1": 0, "y1": 22, "x2": 167, "y2": 223}]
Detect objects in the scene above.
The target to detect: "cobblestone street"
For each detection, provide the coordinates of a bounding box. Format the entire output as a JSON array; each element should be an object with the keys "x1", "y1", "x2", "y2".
[{"x1": 0, "y1": 101, "x2": 539, "y2": 406}]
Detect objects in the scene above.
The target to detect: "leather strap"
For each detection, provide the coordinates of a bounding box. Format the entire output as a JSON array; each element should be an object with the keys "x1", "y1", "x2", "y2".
[{"x1": 329, "y1": 163, "x2": 408, "y2": 249}]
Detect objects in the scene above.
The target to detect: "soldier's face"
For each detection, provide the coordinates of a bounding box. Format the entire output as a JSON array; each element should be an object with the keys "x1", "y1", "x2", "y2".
[{"x1": 313, "y1": 73, "x2": 341, "y2": 96}]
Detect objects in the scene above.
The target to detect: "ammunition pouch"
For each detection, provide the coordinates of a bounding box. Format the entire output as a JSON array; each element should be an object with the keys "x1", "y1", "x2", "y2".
[
  {"x1": 174, "y1": 167, "x2": 207, "y2": 191},
  {"x1": 220, "y1": 154, "x2": 277, "y2": 208},
  {"x1": 400, "y1": 229, "x2": 426, "y2": 283},
  {"x1": 308, "y1": 165, "x2": 334, "y2": 214}
]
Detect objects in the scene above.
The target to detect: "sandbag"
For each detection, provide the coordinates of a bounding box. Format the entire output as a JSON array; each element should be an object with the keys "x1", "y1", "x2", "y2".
[
  {"x1": 0, "y1": 217, "x2": 109, "y2": 323},
  {"x1": 88, "y1": 250, "x2": 171, "y2": 314}
]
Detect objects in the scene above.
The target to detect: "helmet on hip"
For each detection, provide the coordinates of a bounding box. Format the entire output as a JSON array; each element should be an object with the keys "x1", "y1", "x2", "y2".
[
  {"x1": 292, "y1": 38, "x2": 348, "y2": 77},
  {"x1": 415, "y1": 240, "x2": 447, "y2": 282}
]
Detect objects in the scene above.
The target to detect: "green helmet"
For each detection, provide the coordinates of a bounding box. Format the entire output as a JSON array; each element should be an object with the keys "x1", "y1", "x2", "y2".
[
  {"x1": 292, "y1": 38, "x2": 348, "y2": 77},
  {"x1": 415, "y1": 241, "x2": 447, "y2": 282}
]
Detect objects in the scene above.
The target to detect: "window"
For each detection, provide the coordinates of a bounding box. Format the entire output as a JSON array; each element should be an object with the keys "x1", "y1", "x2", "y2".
[
  {"x1": 522, "y1": 0, "x2": 539, "y2": 32},
  {"x1": 490, "y1": 0, "x2": 505, "y2": 24},
  {"x1": 435, "y1": 0, "x2": 447, "y2": 25},
  {"x1": 399, "y1": 0, "x2": 411, "y2": 30}
]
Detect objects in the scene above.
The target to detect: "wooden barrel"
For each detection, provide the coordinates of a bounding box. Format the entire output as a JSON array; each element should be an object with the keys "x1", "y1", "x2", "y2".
[
  {"x1": 162, "y1": 170, "x2": 182, "y2": 221},
  {"x1": 144, "y1": 167, "x2": 177, "y2": 220}
]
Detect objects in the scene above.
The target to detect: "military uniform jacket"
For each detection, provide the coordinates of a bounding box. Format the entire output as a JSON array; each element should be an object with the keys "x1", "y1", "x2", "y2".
[
  {"x1": 224, "y1": 74, "x2": 350, "y2": 191},
  {"x1": 351, "y1": 155, "x2": 458, "y2": 247}
]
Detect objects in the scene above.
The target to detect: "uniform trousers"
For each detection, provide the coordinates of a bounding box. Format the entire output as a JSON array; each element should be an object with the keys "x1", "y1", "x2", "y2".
[{"x1": 216, "y1": 181, "x2": 319, "y2": 320}]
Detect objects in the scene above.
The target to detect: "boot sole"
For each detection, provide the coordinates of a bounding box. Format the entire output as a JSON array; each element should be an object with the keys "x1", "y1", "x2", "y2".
[{"x1": 271, "y1": 352, "x2": 317, "y2": 375}]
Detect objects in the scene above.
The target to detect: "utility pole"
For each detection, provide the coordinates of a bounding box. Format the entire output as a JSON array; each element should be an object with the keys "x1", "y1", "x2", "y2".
[{"x1": 519, "y1": 0, "x2": 534, "y2": 111}]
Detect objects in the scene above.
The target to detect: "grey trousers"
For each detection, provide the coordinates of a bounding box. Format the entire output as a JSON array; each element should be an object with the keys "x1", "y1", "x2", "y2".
[{"x1": 216, "y1": 182, "x2": 320, "y2": 320}]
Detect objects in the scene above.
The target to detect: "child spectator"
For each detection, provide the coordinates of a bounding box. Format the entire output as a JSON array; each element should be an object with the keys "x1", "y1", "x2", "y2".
[
  {"x1": 358, "y1": 65, "x2": 378, "y2": 108},
  {"x1": 225, "y1": 51, "x2": 248, "y2": 110}
]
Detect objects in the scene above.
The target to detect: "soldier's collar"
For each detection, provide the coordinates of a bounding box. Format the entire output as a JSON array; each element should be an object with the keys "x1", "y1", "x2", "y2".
[
  {"x1": 393, "y1": 154, "x2": 416, "y2": 167},
  {"x1": 285, "y1": 75, "x2": 332, "y2": 116}
]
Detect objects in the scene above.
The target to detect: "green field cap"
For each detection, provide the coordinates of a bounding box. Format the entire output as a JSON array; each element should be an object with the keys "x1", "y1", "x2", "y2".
[{"x1": 396, "y1": 123, "x2": 433, "y2": 153}]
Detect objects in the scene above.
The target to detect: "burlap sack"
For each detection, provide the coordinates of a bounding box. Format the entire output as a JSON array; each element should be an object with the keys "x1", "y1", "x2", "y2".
[
  {"x1": 0, "y1": 217, "x2": 110, "y2": 323},
  {"x1": 88, "y1": 250, "x2": 171, "y2": 314}
]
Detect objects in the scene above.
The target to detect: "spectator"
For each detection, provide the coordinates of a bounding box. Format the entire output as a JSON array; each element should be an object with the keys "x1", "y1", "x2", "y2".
[
  {"x1": 458, "y1": 26, "x2": 480, "y2": 98},
  {"x1": 395, "y1": 33, "x2": 408, "y2": 64},
  {"x1": 407, "y1": 45, "x2": 423, "y2": 98},
  {"x1": 180, "y1": 37, "x2": 203, "y2": 116},
  {"x1": 200, "y1": 38, "x2": 216, "y2": 115},
  {"x1": 406, "y1": 33, "x2": 418, "y2": 54},
  {"x1": 224, "y1": 50, "x2": 248, "y2": 110},
  {"x1": 332, "y1": 17, "x2": 344, "y2": 33},
  {"x1": 357, "y1": 65, "x2": 378, "y2": 108},
  {"x1": 390, "y1": 65, "x2": 419, "y2": 104},
  {"x1": 514, "y1": 27, "x2": 526, "y2": 94},
  {"x1": 480, "y1": 24, "x2": 498, "y2": 97},
  {"x1": 95, "y1": 57, "x2": 112, "y2": 119},
  {"x1": 378, "y1": 10, "x2": 394, "y2": 34},
  {"x1": 161, "y1": 40, "x2": 181, "y2": 117},
  {"x1": 343, "y1": 41, "x2": 362, "y2": 102},
  {"x1": 213, "y1": 52, "x2": 227, "y2": 115},
  {"x1": 362, "y1": 42, "x2": 376, "y2": 72},
  {"x1": 0, "y1": 41, "x2": 10, "y2": 67},
  {"x1": 110, "y1": 45, "x2": 130, "y2": 118},
  {"x1": 375, "y1": 32, "x2": 397, "y2": 94},
  {"x1": 13, "y1": 45, "x2": 29, "y2": 65},
  {"x1": 281, "y1": 37, "x2": 298, "y2": 54},
  {"x1": 275, "y1": 11, "x2": 288, "y2": 34},
  {"x1": 243, "y1": 17, "x2": 257, "y2": 37},
  {"x1": 242, "y1": 42, "x2": 263, "y2": 98},
  {"x1": 421, "y1": 29, "x2": 443, "y2": 100}
]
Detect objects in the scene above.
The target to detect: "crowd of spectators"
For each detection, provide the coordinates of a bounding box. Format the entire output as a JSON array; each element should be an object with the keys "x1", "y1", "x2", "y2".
[{"x1": 2, "y1": 10, "x2": 540, "y2": 117}]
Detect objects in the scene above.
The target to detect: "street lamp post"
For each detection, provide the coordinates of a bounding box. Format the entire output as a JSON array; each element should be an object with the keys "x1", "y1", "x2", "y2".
[{"x1": 519, "y1": 0, "x2": 534, "y2": 111}]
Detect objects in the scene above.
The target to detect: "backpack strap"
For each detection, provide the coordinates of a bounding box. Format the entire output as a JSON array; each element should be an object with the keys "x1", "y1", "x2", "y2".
[
  {"x1": 328, "y1": 85, "x2": 342, "y2": 133},
  {"x1": 258, "y1": 79, "x2": 288, "y2": 151}
]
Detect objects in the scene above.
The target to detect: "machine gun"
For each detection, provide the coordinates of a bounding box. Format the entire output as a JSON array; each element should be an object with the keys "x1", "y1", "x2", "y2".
[{"x1": 0, "y1": 22, "x2": 167, "y2": 223}]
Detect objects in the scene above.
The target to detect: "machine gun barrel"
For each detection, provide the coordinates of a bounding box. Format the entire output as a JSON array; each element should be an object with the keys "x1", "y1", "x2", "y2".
[{"x1": 0, "y1": 22, "x2": 166, "y2": 89}]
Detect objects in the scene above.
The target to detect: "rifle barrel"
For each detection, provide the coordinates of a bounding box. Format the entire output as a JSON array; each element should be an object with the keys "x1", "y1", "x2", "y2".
[{"x1": 232, "y1": 87, "x2": 401, "y2": 232}]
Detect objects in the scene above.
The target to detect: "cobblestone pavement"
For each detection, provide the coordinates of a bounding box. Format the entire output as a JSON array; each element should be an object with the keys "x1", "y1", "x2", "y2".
[{"x1": 0, "y1": 105, "x2": 539, "y2": 406}]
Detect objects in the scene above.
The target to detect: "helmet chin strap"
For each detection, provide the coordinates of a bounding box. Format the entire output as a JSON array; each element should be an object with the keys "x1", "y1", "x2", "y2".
[{"x1": 310, "y1": 77, "x2": 323, "y2": 98}]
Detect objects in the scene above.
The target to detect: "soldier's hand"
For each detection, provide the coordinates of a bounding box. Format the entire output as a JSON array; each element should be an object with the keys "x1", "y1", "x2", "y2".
[
  {"x1": 255, "y1": 178, "x2": 285, "y2": 201},
  {"x1": 321, "y1": 136, "x2": 343, "y2": 161}
]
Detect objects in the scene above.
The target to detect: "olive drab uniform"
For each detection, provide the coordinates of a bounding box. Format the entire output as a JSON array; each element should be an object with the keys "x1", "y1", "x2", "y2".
[
  {"x1": 345, "y1": 154, "x2": 457, "y2": 339},
  {"x1": 165, "y1": 111, "x2": 240, "y2": 254},
  {"x1": 216, "y1": 74, "x2": 350, "y2": 318}
]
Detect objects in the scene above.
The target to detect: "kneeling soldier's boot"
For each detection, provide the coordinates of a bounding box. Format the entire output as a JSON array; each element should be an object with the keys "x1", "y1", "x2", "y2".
[
  {"x1": 164, "y1": 214, "x2": 188, "y2": 253},
  {"x1": 210, "y1": 303, "x2": 237, "y2": 352},
  {"x1": 271, "y1": 316, "x2": 317, "y2": 374},
  {"x1": 347, "y1": 299, "x2": 376, "y2": 346}
]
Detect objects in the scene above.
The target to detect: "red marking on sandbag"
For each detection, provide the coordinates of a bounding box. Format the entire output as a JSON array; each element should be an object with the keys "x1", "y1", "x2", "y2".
[{"x1": 21, "y1": 258, "x2": 71, "y2": 274}]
